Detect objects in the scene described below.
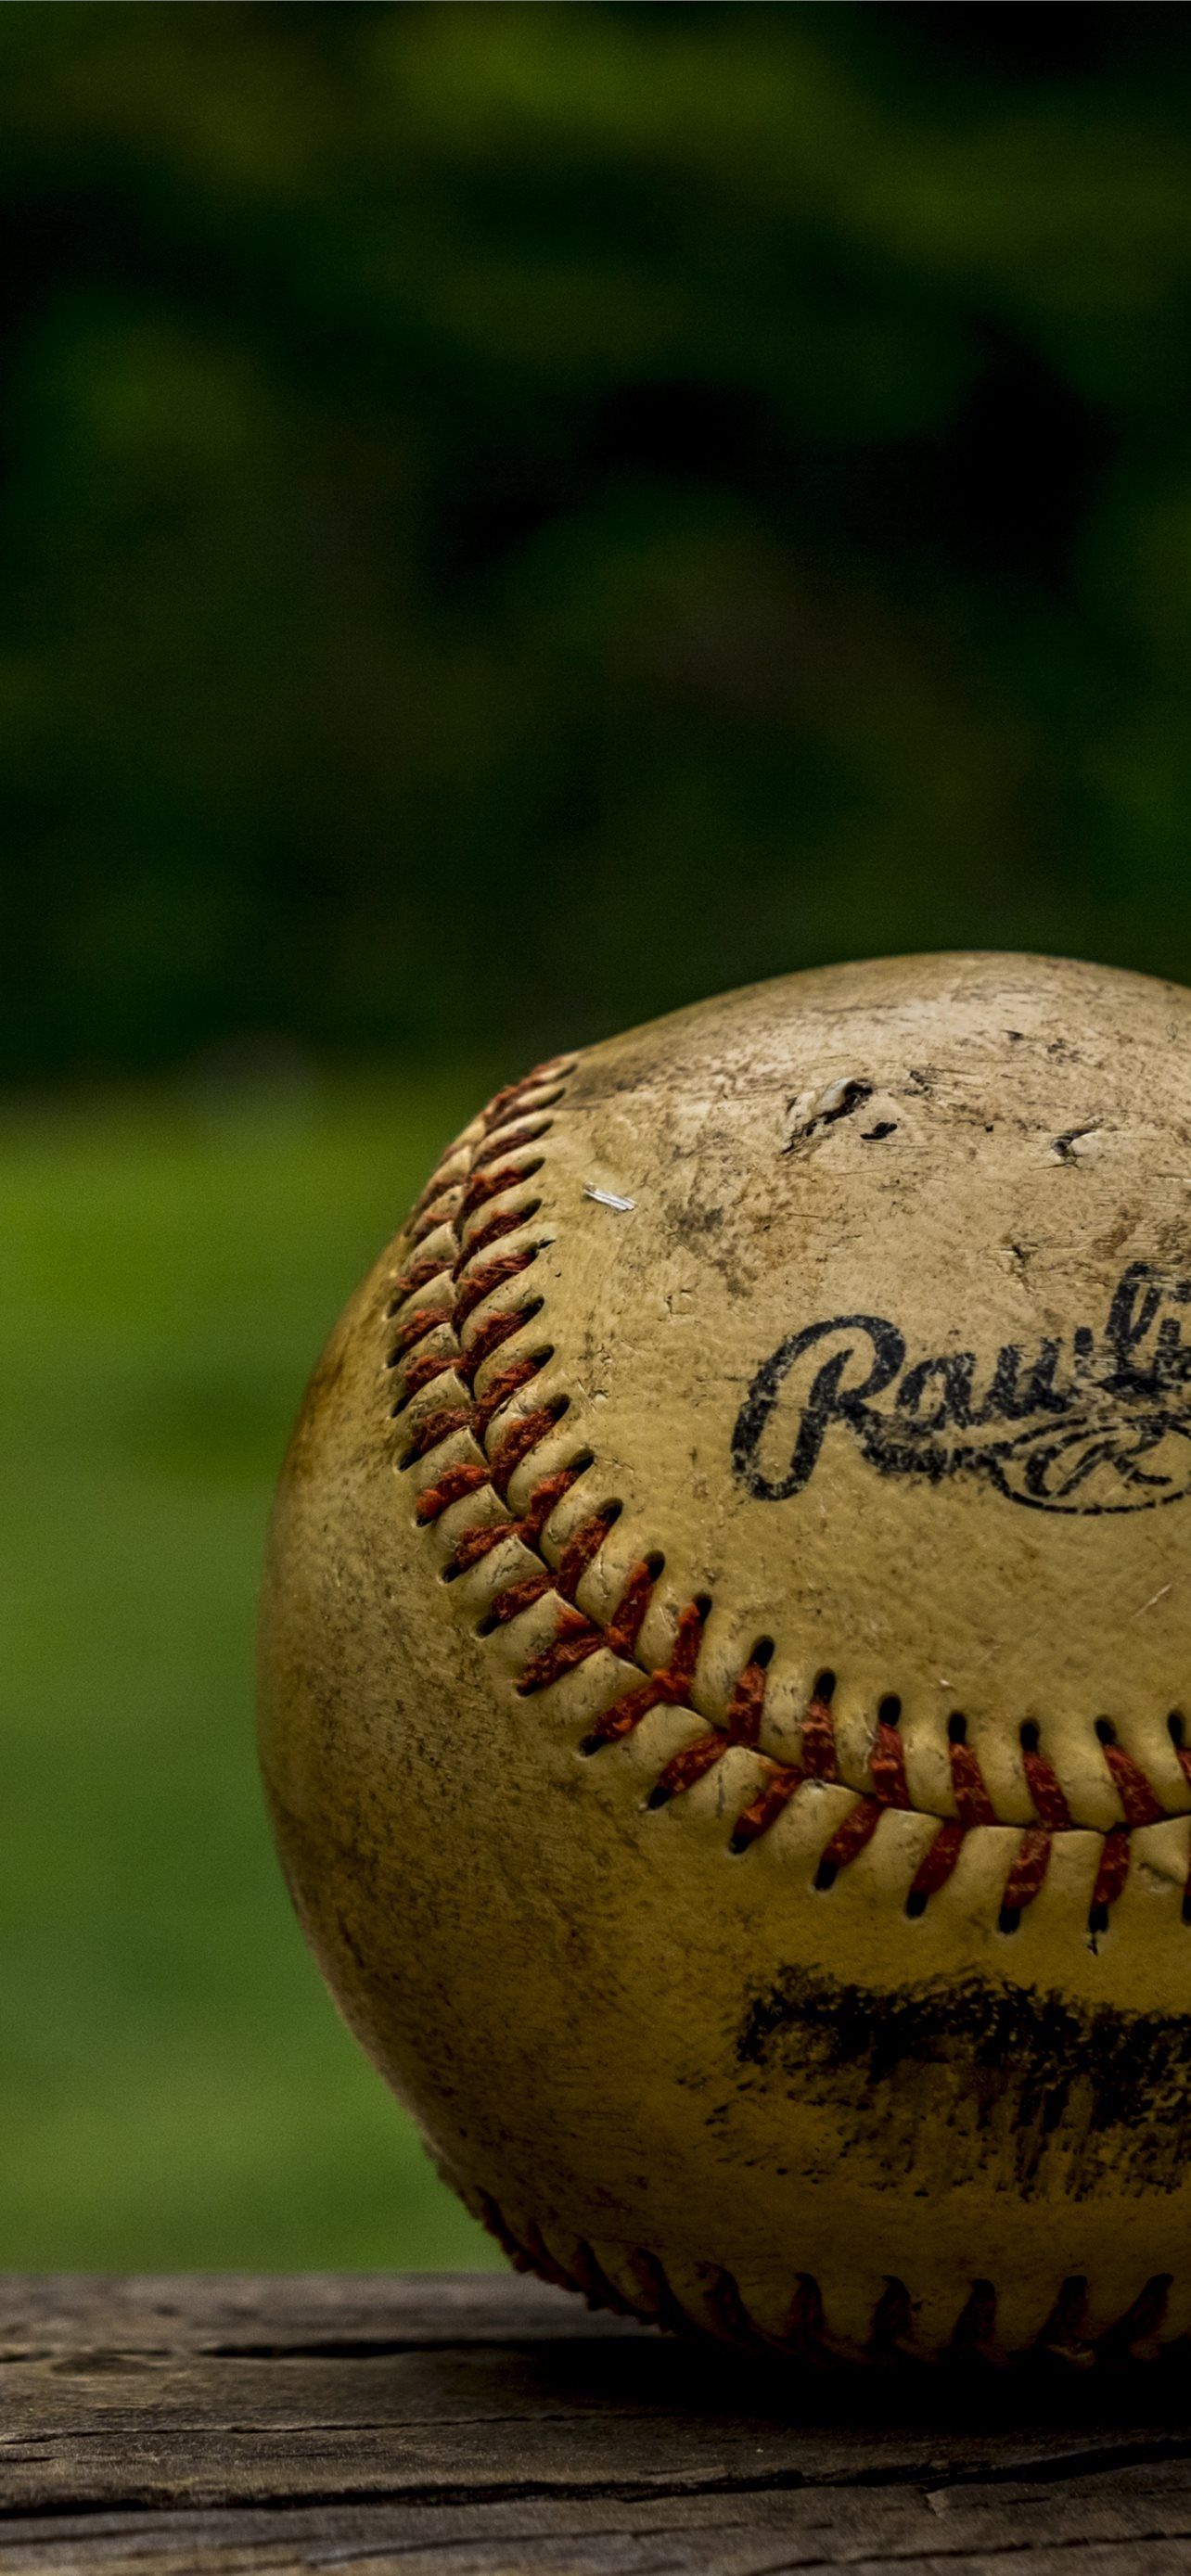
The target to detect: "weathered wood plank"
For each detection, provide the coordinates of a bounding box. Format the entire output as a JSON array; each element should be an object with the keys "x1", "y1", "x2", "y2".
[
  {"x1": 6, "y1": 2493, "x2": 1191, "y2": 2576},
  {"x1": 2, "y1": 2275, "x2": 1191, "y2": 2573},
  {"x1": 0, "y1": 2271, "x2": 629, "y2": 2359}
]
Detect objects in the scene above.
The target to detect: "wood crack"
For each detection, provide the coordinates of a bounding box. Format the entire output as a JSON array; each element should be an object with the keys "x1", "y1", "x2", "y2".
[
  {"x1": 10, "y1": 2436, "x2": 1191, "y2": 2521},
  {"x1": 10, "y1": 2279, "x2": 1191, "y2": 2569}
]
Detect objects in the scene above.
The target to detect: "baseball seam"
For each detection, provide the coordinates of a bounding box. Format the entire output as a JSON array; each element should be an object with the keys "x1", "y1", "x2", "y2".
[
  {"x1": 474, "y1": 2184, "x2": 1178, "y2": 2366},
  {"x1": 383, "y1": 1061, "x2": 1191, "y2": 1938}
]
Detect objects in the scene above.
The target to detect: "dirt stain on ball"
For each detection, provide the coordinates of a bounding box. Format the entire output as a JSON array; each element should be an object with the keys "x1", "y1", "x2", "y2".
[{"x1": 737, "y1": 1965, "x2": 1191, "y2": 2198}]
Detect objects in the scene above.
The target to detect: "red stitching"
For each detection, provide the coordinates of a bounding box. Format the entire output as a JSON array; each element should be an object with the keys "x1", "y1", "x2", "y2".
[
  {"x1": 784, "y1": 2274, "x2": 826, "y2": 2354},
  {"x1": 870, "y1": 1714, "x2": 910, "y2": 1808},
  {"x1": 516, "y1": 1554, "x2": 668, "y2": 1716},
  {"x1": 724, "y1": 1655, "x2": 769, "y2": 1747},
  {"x1": 470, "y1": 1116, "x2": 553, "y2": 1171},
  {"x1": 1023, "y1": 1746, "x2": 1072, "y2": 1829},
  {"x1": 1091, "y1": 1827, "x2": 1131, "y2": 1922},
  {"x1": 400, "y1": 1347, "x2": 456, "y2": 1402},
  {"x1": 490, "y1": 1406, "x2": 563, "y2": 1496},
  {"x1": 406, "y1": 1202, "x2": 454, "y2": 1249},
  {"x1": 950, "y1": 1737, "x2": 998, "y2": 1830},
  {"x1": 465, "y1": 1201, "x2": 544, "y2": 1263},
  {"x1": 388, "y1": 1059, "x2": 1191, "y2": 1935},
  {"x1": 730, "y1": 1760, "x2": 801, "y2": 1851},
  {"x1": 800, "y1": 1692, "x2": 839, "y2": 1780},
  {"x1": 458, "y1": 1300, "x2": 541, "y2": 1386},
  {"x1": 604, "y1": 1559, "x2": 659, "y2": 1659},
  {"x1": 580, "y1": 1596, "x2": 706, "y2": 1754},
  {"x1": 1103, "y1": 1741, "x2": 1166, "y2": 1827},
  {"x1": 390, "y1": 1302, "x2": 452, "y2": 1358},
  {"x1": 443, "y1": 1467, "x2": 579, "y2": 1581},
  {"x1": 909, "y1": 1819, "x2": 967, "y2": 1903},
  {"x1": 518, "y1": 1608, "x2": 606, "y2": 1695},
  {"x1": 405, "y1": 1403, "x2": 473, "y2": 1462},
  {"x1": 818, "y1": 1796, "x2": 883, "y2": 1875},
  {"x1": 556, "y1": 1509, "x2": 618, "y2": 1601},
  {"x1": 406, "y1": 1166, "x2": 463, "y2": 1226},
  {"x1": 651, "y1": 1651, "x2": 772, "y2": 1804},
  {"x1": 475, "y1": 2186, "x2": 1174, "y2": 2361},
  {"x1": 455, "y1": 1247, "x2": 543, "y2": 1330},
  {"x1": 473, "y1": 1357, "x2": 542, "y2": 1437},
  {"x1": 1000, "y1": 1827, "x2": 1053, "y2": 1919},
  {"x1": 387, "y1": 1255, "x2": 450, "y2": 1310},
  {"x1": 953, "y1": 2278, "x2": 998, "y2": 2355},
  {"x1": 871, "y1": 2278, "x2": 914, "y2": 2355},
  {"x1": 481, "y1": 1570, "x2": 556, "y2": 1629},
  {"x1": 652, "y1": 1731, "x2": 734, "y2": 1804},
  {"x1": 415, "y1": 1460, "x2": 489, "y2": 1524},
  {"x1": 458, "y1": 1157, "x2": 544, "y2": 1226},
  {"x1": 518, "y1": 1466, "x2": 581, "y2": 1549}
]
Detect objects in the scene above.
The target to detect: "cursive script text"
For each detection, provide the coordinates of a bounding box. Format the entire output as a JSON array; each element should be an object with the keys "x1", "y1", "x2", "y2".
[{"x1": 733, "y1": 1261, "x2": 1191, "y2": 1514}]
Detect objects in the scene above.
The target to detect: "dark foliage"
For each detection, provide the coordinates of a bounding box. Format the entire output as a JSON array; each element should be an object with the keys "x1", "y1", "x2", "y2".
[{"x1": 4, "y1": 4, "x2": 1191, "y2": 1077}]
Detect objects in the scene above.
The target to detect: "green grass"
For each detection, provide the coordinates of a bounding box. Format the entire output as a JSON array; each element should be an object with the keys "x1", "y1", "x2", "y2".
[{"x1": 0, "y1": 1065, "x2": 506, "y2": 2268}]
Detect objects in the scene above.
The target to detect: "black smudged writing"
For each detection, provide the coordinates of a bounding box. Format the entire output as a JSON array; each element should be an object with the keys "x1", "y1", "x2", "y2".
[
  {"x1": 736, "y1": 1963, "x2": 1191, "y2": 2198},
  {"x1": 732, "y1": 1260, "x2": 1191, "y2": 1515}
]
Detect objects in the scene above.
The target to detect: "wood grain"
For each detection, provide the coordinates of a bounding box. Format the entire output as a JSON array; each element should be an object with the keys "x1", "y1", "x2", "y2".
[{"x1": 2, "y1": 2273, "x2": 1191, "y2": 2571}]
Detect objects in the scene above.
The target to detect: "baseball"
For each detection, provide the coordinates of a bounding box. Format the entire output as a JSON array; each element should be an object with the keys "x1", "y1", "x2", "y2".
[{"x1": 259, "y1": 951, "x2": 1191, "y2": 2365}]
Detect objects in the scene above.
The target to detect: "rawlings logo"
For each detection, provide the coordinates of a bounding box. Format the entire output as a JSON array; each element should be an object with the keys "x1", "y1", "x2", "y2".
[{"x1": 733, "y1": 1260, "x2": 1191, "y2": 1515}]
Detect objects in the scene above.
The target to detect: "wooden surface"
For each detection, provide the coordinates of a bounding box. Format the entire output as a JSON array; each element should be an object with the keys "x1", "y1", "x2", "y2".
[{"x1": 3, "y1": 2274, "x2": 1191, "y2": 2572}]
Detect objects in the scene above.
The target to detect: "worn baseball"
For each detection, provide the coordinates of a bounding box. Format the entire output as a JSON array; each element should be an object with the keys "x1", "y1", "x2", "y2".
[{"x1": 259, "y1": 952, "x2": 1191, "y2": 2364}]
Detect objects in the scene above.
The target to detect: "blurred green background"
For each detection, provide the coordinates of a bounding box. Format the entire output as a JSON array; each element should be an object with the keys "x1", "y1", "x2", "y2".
[{"x1": 7, "y1": 1, "x2": 1191, "y2": 2264}]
